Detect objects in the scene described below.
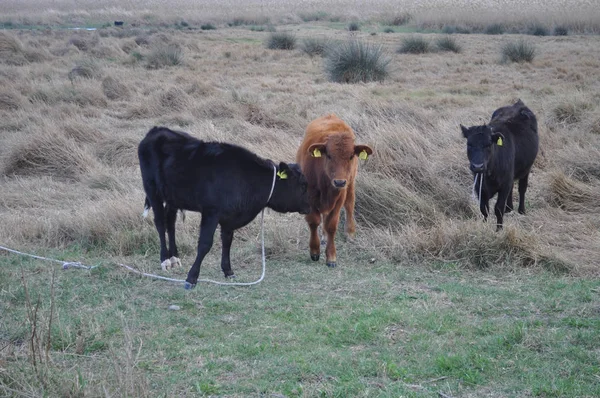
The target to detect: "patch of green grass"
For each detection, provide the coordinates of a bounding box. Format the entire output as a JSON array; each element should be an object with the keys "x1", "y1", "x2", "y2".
[{"x1": 1, "y1": 244, "x2": 599, "y2": 397}]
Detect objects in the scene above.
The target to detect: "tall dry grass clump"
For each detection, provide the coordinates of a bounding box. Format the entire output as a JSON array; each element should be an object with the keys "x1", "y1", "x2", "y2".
[
  {"x1": 145, "y1": 43, "x2": 184, "y2": 68},
  {"x1": 398, "y1": 36, "x2": 431, "y2": 54},
  {"x1": 1, "y1": 125, "x2": 100, "y2": 180},
  {"x1": 102, "y1": 76, "x2": 131, "y2": 100},
  {"x1": 548, "y1": 172, "x2": 600, "y2": 213},
  {"x1": 0, "y1": 88, "x2": 25, "y2": 111},
  {"x1": 325, "y1": 40, "x2": 390, "y2": 83}
]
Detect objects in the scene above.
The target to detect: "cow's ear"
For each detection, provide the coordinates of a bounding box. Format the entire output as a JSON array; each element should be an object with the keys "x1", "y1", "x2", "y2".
[
  {"x1": 308, "y1": 143, "x2": 326, "y2": 158},
  {"x1": 460, "y1": 124, "x2": 471, "y2": 138},
  {"x1": 354, "y1": 145, "x2": 373, "y2": 160},
  {"x1": 492, "y1": 132, "x2": 505, "y2": 147}
]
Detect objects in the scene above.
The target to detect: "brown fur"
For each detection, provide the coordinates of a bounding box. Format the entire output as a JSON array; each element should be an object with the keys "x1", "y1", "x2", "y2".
[{"x1": 296, "y1": 114, "x2": 373, "y2": 267}]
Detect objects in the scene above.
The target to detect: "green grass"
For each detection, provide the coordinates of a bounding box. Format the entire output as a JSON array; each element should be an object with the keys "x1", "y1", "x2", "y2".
[{"x1": 1, "y1": 243, "x2": 599, "y2": 397}]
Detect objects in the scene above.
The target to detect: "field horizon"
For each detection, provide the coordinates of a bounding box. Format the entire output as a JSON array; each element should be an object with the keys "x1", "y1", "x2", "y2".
[{"x1": 1, "y1": 1, "x2": 599, "y2": 397}]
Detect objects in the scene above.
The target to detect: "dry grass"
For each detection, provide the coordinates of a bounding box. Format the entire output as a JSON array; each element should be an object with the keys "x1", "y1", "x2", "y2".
[{"x1": 0, "y1": 4, "x2": 598, "y2": 280}]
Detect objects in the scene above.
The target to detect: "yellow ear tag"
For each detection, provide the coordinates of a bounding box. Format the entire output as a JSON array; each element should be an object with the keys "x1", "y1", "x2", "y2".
[
  {"x1": 359, "y1": 150, "x2": 368, "y2": 160},
  {"x1": 276, "y1": 170, "x2": 288, "y2": 180},
  {"x1": 312, "y1": 148, "x2": 322, "y2": 158},
  {"x1": 497, "y1": 137, "x2": 503, "y2": 147}
]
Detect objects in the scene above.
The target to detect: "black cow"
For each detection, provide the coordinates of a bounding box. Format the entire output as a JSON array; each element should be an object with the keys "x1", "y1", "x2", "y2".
[
  {"x1": 138, "y1": 127, "x2": 310, "y2": 289},
  {"x1": 461, "y1": 99, "x2": 539, "y2": 230}
]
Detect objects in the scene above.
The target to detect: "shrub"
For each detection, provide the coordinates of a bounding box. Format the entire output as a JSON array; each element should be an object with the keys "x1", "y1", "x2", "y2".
[
  {"x1": 300, "y1": 37, "x2": 329, "y2": 57},
  {"x1": 501, "y1": 40, "x2": 536, "y2": 63},
  {"x1": 200, "y1": 23, "x2": 216, "y2": 30},
  {"x1": 266, "y1": 32, "x2": 296, "y2": 50},
  {"x1": 485, "y1": 23, "x2": 505, "y2": 35},
  {"x1": 388, "y1": 13, "x2": 412, "y2": 26},
  {"x1": 324, "y1": 40, "x2": 390, "y2": 83},
  {"x1": 398, "y1": 36, "x2": 431, "y2": 54},
  {"x1": 435, "y1": 36, "x2": 462, "y2": 53},
  {"x1": 529, "y1": 24, "x2": 549, "y2": 36},
  {"x1": 554, "y1": 26, "x2": 568, "y2": 36},
  {"x1": 383, "y1": 27, "x2": 395, "y2": 33},
  {"x1": 145, "y1": 43, "x2": 184, "y2": 68},
  {"x1": 348, "y1": 22, "x2": 360, "y2": 32}
]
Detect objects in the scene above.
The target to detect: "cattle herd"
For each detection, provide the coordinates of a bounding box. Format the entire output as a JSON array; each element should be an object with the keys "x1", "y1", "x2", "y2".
[{"x1": 138, "y1": 99, "x2": 539, "y2": 288}]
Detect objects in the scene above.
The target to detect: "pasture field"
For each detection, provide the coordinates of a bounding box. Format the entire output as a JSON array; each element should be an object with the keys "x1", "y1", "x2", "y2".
[{"x1": 1, "y1": 1, "x2": 600, "y2": 397}]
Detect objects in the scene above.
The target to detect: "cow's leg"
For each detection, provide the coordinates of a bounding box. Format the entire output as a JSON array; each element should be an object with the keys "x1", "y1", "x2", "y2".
[
  {"x1": 343, "y1": 182, "x2": 356, "y2": 239},
  {"x1": 323, "y1": 203, "x2": 343, "y2": 268},
  {"x1": 518, "y1": 174, "x2": 529, "y2": 215},
  {"x1": 220, "y1": 228, "x2": 235, "y2": 278},
  {"x1": 185, "y1": 213, "x2": 219, "y2": 289},
  {"x1": 151, "y1": 201, "x2": 171, "y2": 271},
  {"x1": 479, "y1": 194, "x2": 489, "y2": 222},
  {"x1": 165, "y1": 206, "x2": 181, "y2": 268},
  {"x1": 306, "y1": 210, "x2": 322, "y2": 261},
  {"x1": 505, "y1": 184, "x2": 514, "y2": 213},
  {"x1": 495, "y1": 186, "x2": 511, "y2": 231}
]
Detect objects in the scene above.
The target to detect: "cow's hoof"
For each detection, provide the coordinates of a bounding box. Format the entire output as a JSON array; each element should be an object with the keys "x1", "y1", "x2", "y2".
[
  {"x1": 326, "y1": 262, "x2": 336, "y2": 268},
  {"x1": 161, "y1": 259, "x2": 171, "y2": 271},
  {"x1": 225, "y1": 274, "x2": 236, "y2": 279},
  {"x1": 184, "y1": 282, "x2": 196, "y2": 290},
  {"x1": 311, "y1": 254, "x2": 320, "y2": 261},
  {"x1": 169, "y1": 256, "x2": 181, "y2": 268}
]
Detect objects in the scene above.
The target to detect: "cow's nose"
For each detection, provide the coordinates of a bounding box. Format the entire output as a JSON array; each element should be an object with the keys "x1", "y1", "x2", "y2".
[
  {"x1": 470, "y1": 163, "x2": 484, "y2": 173},
  {"x1": 333, "y1": 179, "x2": 347, "y2": 188}
]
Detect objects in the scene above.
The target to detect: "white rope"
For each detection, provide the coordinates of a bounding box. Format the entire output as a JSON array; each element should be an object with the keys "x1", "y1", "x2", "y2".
[
  {"x1": 472, "y1": 172, "x2": 487, "y2": 217},
  {"x1": 0, "y1": 165, "x2": 279, "y2": 288}
]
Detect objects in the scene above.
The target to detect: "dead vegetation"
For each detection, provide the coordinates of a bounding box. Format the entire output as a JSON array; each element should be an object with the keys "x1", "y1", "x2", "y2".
[{"x1": 0, "y1": 14, "x2": 598, "y2": 277}]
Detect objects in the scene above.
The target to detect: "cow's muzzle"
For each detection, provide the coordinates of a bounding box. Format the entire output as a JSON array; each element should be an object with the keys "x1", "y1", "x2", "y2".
[
  {"x1": 333, "y1": 179, "x2": 347, "y2": 188},
  {"x1": 470, "y1": 163, "x2": 485, "y2": 173}
]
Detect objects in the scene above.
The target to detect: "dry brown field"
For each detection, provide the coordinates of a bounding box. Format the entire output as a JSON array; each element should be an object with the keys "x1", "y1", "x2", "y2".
[{"x1": 1, "y1": 2, "x2": 600, "y2": 396}]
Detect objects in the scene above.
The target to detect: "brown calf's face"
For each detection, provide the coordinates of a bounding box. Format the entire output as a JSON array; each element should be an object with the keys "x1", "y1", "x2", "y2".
[{"x1": 308, "y1": 134, "x2": 373, "y2": 189}]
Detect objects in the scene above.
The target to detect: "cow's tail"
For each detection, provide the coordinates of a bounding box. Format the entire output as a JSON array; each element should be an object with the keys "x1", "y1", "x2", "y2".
[{"x1": 142, "y1": 197, "x2": 151, "y2": 218}]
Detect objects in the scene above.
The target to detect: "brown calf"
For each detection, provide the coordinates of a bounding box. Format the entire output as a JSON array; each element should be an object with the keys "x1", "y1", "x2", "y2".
[{"x1": 296, "y1": 114, "x2": 373, "y2": 267}]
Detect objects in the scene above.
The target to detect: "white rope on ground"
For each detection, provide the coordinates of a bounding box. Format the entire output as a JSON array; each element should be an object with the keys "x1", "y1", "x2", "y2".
[{"x1": 0, "y1": 165, "x2": 278, "y2": 288}]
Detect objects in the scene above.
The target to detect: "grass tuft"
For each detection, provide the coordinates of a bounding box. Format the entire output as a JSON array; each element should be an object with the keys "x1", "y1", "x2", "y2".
[
  {"x1": 0, "y1": 89, "x2": 24, "y2": 111},
  {"x1": 548, "y1": 172, "x2": 600, "y2": 213},
  {"x1": 68, "y1": 59, "x2": 102, "y2": 81},
  {"x1": 324, "y1": 40, "x2": 390, "y2": 83},
  {"x1": 501, "y1": 39, "x2": 536, "y2": 63},
  {"x1": 554, "y1": 26, "x2": 569, "y2": 36},
  {"x1": 266, "y1": 32, "x2": 296, "y2": 50},
  {"x1": 442, "y1": 25, "x2": 471, "y2": 34},
  {"x1": 145, "y1": 43, "x2": 184, "y2": 68},
  {"x1": 398, "y1": 36, "x2": 431, "y2": 54},
  {"x1": 300, "y1": 37, "x2": 329, "y2": 57},
  {"x1": 388, "y1": 13, "x2": 412, "y2": 26},
  {"x1": 102, "y1": 76, "x2": 130, "y2": 100},
  {"x1": 200, "y1": 23, "x2": 216, "y2": 30},
  {"x1": 485, "y1": 23, "x2": 505, "y2": 35},
  {"x1": 529, "y1": 23, "x2": 549, "y2": 36},
  {"x1": 435, "y1": 36, "x2": 462, "y2": 53},
  {"x1": 348, "y1": 22, "x2": 360, "y2": 32}
]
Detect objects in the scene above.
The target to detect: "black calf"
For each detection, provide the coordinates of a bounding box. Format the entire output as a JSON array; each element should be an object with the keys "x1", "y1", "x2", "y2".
[
  {"x1": 461, "y1": 99, "x2": 539, "y2": 230},
  {"x1": 138, "y1": 127, "x2": 310, "y2": 288}
]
